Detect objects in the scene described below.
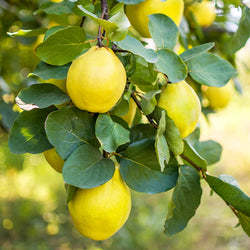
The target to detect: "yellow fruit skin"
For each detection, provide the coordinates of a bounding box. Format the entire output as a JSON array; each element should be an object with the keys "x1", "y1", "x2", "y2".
[
  {"x1": 43, "y1": 148, "x2": 64, "y2": 173},
  {"x1": 188, "y1": 0, "x2": 216, "y2": 27},
  {"x1": 126, "y1": 0, "x2": 184, "y2": 38},
  {"x1": 203, "y1": 82, "x2": 233, "y2": 109},
  {"x1": 68, "y1": 167, "x2": 131, "y2": 241},
  {"x1": 66, "y1": 46, "x2": 126, "y2": 113},
  {"x1": 158, "y1": 81, "x2": 201, "y2": 138},
  {"x1": 46, "y1": 79, "x2": 67, "y2": 93},
  {"x1": 121, "y1": 98, "x2": 137, "y2": 127}
]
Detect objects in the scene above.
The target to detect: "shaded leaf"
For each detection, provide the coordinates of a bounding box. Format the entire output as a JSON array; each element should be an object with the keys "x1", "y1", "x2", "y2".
[
  {"x1": 95, "y1": 114, "x2": 130, "y2": 152},
  {"x1": 130, "y1": 124, "x2": 156, "y2": 143},
  {"x1": 187, "y1": 53, "x2": 236, "y2": 87},
  {"x1": 238, "y1": 212, "x2": 250, "y2": 237},
  {"x1": 9, "y1": 107, "x2": 55, "y2": 154},
  {"x1": 16, "y1": 84, "x2": 70, "y2": 110},
  {"x1": 45, "y1": 107, "x2": 99, "y2": 160},
  {"x1": 206, "y1": 174, "x2": 250, "y2": 216},
  {"x1": 65, "y1": 184, "x2": 77, "y2": 204},
  {"x1": 0, "y1": 100, "x2": 18, "y2": 131},
  {"x1": 165, "y1": 165, "x2": 202, "y2": 235},
  {"x1": 7, "y1": 28, "x2": 47, "y2": 37},
  {"x1": 141, "y1": 90, "x2": 161, "y2": 115},
  {"x1": 63, "y1": 144, "x2": 115, "y2": 189},
  {"x1": 35, "y1": 1, "x2": 74, "y2": 15}
]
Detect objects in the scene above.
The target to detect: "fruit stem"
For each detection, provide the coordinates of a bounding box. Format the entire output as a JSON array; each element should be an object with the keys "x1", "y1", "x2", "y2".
[{"x1": 97, "y1": 0, "x2": 109, "y2": 47}]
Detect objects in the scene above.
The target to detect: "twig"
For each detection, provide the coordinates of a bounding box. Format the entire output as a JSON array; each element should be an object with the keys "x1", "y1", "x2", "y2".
[{"x1": 97, "y1": 0, "x2": 109, "y2": 47}]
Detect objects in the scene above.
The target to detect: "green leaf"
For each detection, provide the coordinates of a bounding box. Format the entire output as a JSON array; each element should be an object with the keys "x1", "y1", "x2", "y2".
[
  {"x1": 29, "y1": 61, "x2": 70, "y2": 80},
  {"x1": 109, "y1": 3, "x2": 130, "y2": 41},
  {"x1": 35, "y1": 0, "x2": 74, "y2": 15},
  {"x1": 130, "y1": 124, "x2": 156, "y2": 143},
  {"x1": 16, "y1": 84, "x2": 70, "y2": 110},
  {"x1": 36, "y1": 26, "x2": 88, "y2": 66},
  {"x1": 8, "y1": 107, "x2": 55, "y2": 154},
  {"x1": 226, "y1": 6, "x2": 250, "y2": 55},
  {"x1": 115, "y1": 36, "x2": 158, "y2": 63},
  {"x1": 77, "y1": 5, "x2": 119, "y2": 34},
  {"x1": 155, "y1": 111, "x2": 170, "y2": 171},
  {"x1": 141, "y1": 90, "x2": 161, "y2": 115},
  {"x1": 65, "y1": 184, "x2": 77, "y2": 204},
  {"x1": 194, "y1": 140, "x2": 222, "y2": 166},
  {"x1": 117, "y1": 0, "x2": 144, "y2": 4},
  {"x1": 7, "y1": 28, "x2": 47, "y2": 37},
  {"x1": 149, "y1": 14, "x2": 178, "y2": 50},
  {"x1": 206, "y1": 174, "x2": 250, "y2": 216},
  {"x1": 119, "y1": 138, "x2": 178, "y2": 194},
  {"x1": 95, "y1": 114, "x2": 130, "y2": 152},
  {"x1": 182, "y1": 140, "x2": 207, "y2": 171},
  {"x1": 165, "y1": 165, "x2": 202, "y2": 236},
  {"x1": 155, "y1": 49, "x2": 187, "y2": 83},
  {"x1": 129, "y1": 57, "x2": 158, "y2": 92},
  {"x1": 45, "y1": 107, "x2": 99, "y2": 160},
  {"x1": 63, "y1": 144, "x2": 115, "y2": 189},
  {"x1": 44, "y1": 26, "x2": 66, "y2": 40},
  {"x1": 187, "y1": 53, "x2": 237, "y2": 87},
  {"x1": 110, "y1": 96, "x2": 130, "y2": 116},
  {"x1": 180, "y1": 42, "x2": 215, "y2": 62},
  {"x1": 238, "y1": 212, "x2": 250, "y2": 237},
  {"x1": 0, "y1": 100, "x2": 18, "y2": 131}
]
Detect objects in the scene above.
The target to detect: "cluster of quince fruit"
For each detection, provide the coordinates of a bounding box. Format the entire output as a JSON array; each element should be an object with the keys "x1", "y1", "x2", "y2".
[{"x1": 43, "y1": 0, "x2": 233, "y2": 241}]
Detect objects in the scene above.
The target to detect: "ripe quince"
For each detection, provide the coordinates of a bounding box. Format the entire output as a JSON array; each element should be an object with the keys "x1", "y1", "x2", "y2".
[
  {"x1": 158, "y1": 80, "x2": 201, "y2": 138},
  {"x1": 67, "y1": 46, "x2": 126, "y2": 113},
  {"x1": 43, "y1": 148, "x2": 64, "y2": 173},
  {"x1": 68, "y1": 167, "x2": 131, "y2": 241},
  {"x1": 126, "y1": 0, "x2": 184, "y2": 38}
]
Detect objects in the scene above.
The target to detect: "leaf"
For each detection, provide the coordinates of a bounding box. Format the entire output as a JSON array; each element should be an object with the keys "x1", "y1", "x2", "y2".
[
  {"x1": 115, "y1": 36, "x2": 158, "y2": 63},
  {"x1": 238, "y1": 212, "x2": 250, "y2": 237},
  {"x1": 130, "y1": 124, "x2": 156, "y2": 143},
  {"x1": 7, "y1": 28, "x2": 47, "y2": 37},
  {"x1": 0, "y1": 100, "x2": 18, "y2": 131},
  {"x1": 65, "y1": 184, "x2": 77, "y2": 204},
  {"x1": 141, "y1": 90, "x2": 161, "y2": 115},
  {"x1": 45, "y1": 107, "x2": 99, "y2": 160},
  {"x1": 108, "y1": 3, "x2": 130, "y2": 41},
  {"x1": 95, "y1": 114, "x2": 130, "y2": 152},
  {"x1": 165, "y1": 165, "x2": 202, "y2": 236},
  {"x1": 29, "y1": 61, "x2": 70, "y2": 80},
  {"x1": 117, "y1": 0, "x2": 144, "y2": 4},
  {"x1": 44, "y1": 26, "x2": 66, "y2": 40},
  {"x1": 226, "y1": 6, "x2": 250, "y2": 55},
  {"x1": 35, "y1": 1, "x2": 74, "y2": 15},
  {"x1": 63, "y1": 144, "x2": 115, "y2": 189},
  {"x1": 8, "y1": 107, "x2": 55, "y2": 154},
  {"x1": 77, "y1": 5, "x2": 119, "y2": 34},
  {"x1": 182, "y1": 140, "x2": 207, "y2": 171},
  {"x1": 206, "y1": 174, "x2": 250, "y2": 216},
  {"x1": 148, "y1": 14, "x2": 179, "y2": 50},
  {"x1": 194, "y1": 140, "x2": 222, "y2": 166},
  {"x1": 155, "y1": 111, "x2": 170, "y2": 171},
  {"x1": 119, "y1": 138, "x2": 178, "y2": 194},
  {"x1": 187, "y1": 53, "x2": 237, "y2": 87},
  {"x1": 180, "y1": 42, "x2": 215, "y2": 62},
  {"x1": 219, "y1": 174, "x2": 240, "y2": 189},
  {"x1": 36, "y1": 26, "x2": 88, "y2": 66},
  {"x1": 16, "y1": 84, "x2": 70, "y2": 110},
  {"x1": 155, "y1": 49, "x2": 187, "y2": 83}
]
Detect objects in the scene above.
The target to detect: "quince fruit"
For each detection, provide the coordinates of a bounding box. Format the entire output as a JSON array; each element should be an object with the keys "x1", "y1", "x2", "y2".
[
  {"x1": 121, "y1": 98, "x2": 137, "y2": 127},
  {"x1": 126, "y1": 0, "x2": 184, "y2": 38},
  {"x1": 46, "y1": 79, "x2": 67, "y2": 93},
  {"x1": 68, "y1": 167, "x2": 131, "y2": 241},
  {"x1": 158, "y1": 80, "x2": 201, "y2": 138},
  {"x1": 187, "y1": 0, "x2": 216, "y2": 27},
  {"x1": 66, "y1": 46, "x2": 126, "y2": 113},
  {"x1": 202, "y1": 81, "x2": 233, "y2": 109},
  {"x1": 43, "y1": 148, "x2": 64, "y2": 173}
]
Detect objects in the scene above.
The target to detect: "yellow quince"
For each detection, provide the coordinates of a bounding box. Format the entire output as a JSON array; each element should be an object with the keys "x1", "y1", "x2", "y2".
[{"x1": 43, "y1": 148, "x2": 64, "y2": 173}]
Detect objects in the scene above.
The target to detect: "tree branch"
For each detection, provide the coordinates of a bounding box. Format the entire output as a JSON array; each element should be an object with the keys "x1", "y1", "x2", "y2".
[{"x1": 97, "y1": 0, "x2": 109, "y2": 47}]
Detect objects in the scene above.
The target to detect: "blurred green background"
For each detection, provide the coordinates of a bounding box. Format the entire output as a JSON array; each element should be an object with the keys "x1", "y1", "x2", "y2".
[{"x1": 1, "y1": 0, "x2": 250, "y2": 249}]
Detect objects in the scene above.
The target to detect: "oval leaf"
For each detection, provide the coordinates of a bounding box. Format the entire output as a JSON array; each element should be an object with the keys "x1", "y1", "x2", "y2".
[
  {"x1": 155, "y1": 49, "x2": 187, "y2": 83},
  {"x1": 16, "y1": 84, "x2": 70, "y2": 110},
  {"x1": 149, "y1": 14, "x2": 179, "y2": 50},
  {"x1": 36, "y1": 26, "x2": 88, "y2": 65},
  {"x1": 45, "y1": 107, "x2": 99, "y2": 160},
  {"x1": 63, "y1": 144, "x2": 115, "y2": 189},
  {"x1": 9, "y1": 107, "x2": 55, "y2": 154},
  {"x1": 165, "y1": 165, "x2": 202, "y2": 236},
  {"x1": 187, "y1": 53, "x2": 237, "y2": 87}
]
